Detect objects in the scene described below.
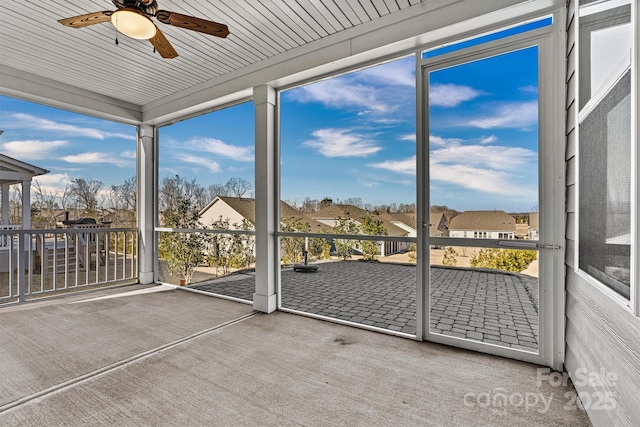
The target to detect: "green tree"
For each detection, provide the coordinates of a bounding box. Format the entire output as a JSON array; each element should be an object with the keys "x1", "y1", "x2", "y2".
[
  {"x1": 408, "y1": 242, "x2": 417, "y2": 264},
  {"x1": 158, "y1": 197, "x2": 205, "y2": 284},
  {"x1": 208, "y1": 216, "x2": 233, "y2": 276},
  {"x1": 470, "y1": 248, "x2": 537, "y2": 272},
  {"x1": 280, "y1": 216, "x2": 307, "y2": 265},
  {"x1": 332, "y1": 210, "x2": 360, "y2": 260},
  {"x1": 308, "y1": 237, "x2": 331, "y2": 260},
  {"x1": 228, "y1": 219, "x2": 255, "y2": 268},
  {"x1": 442, "y1": 246, "x2": 458, "y2": 266},
  {"x1": 360, "y1": 212, "x2": 387, "y2": 261},
  {"x1": 208, "y1": 216, "x2": 254, "y2": 275}
]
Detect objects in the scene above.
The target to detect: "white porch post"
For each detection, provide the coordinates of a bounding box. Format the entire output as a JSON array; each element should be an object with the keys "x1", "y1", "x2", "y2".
[
  {"x1": 1, "y1": 184, "x2": 9, "y2": 225},
  {"x1": 21, "y1": 180, "x2": 31, "y2": 229},
  {"x1": 253, "y1": 85, "x2": 277, "y2": 313},
  {"x1": 138, "y1": 124, "x2": 156, "y2": 284}
]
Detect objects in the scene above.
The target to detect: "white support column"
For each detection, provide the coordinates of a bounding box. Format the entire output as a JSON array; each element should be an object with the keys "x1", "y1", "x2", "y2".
[
  {"x1": 21, "y1": 180, "x2": 31, "y2": 229},
  {"x1": 1, "y1": 184, "x2": 9, "y2": 225},
  {"x1": 138, "y1": 124, "x2": 156, "y2": 284},
  {"x1": 253, "y1": 85, "x2": 277, "y2": 313}
]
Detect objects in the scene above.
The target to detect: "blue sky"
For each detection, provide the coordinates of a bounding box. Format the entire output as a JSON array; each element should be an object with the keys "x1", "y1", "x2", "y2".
[{"x1": 0, "y1": 43, "x2": 539, "y2": 213}]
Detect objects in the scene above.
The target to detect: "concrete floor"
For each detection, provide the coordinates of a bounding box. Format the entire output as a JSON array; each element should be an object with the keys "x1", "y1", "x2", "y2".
[{"x1": 0, "y1": 286, "x2": 590, "y2": 426}]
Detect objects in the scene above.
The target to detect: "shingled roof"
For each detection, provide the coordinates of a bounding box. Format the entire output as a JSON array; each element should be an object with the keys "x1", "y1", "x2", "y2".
[
  {"x1": 448, "y1": 210, "x2": 515, "y2": 231},
  {"x1": 200, "y1": 197, "x2": 300, "y2": 224},
  {"x1": 312, "y1": 204, "x2": 408, "y2": 236}
]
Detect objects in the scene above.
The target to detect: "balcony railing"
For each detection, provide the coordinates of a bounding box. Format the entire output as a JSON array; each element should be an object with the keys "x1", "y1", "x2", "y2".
[{"x1": 0, "y1": 227, "x2": 138, "y2": 305}]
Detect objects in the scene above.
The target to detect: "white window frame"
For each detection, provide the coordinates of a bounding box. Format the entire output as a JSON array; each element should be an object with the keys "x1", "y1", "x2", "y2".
[{"x1": 574, "y1": 0, "x2": 638, "y2": 315}]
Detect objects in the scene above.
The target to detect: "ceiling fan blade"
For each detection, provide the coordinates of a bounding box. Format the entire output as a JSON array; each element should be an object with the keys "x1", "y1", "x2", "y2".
[
  {"x1": 58, "y1": 11, "x2": 113, "y2": 28},
  {"x1": 156, "y1": 10, "x2": 229, "y2": 38},
  {"x1": 149, "y1": 26, "x2": 178, "y2": 59}
]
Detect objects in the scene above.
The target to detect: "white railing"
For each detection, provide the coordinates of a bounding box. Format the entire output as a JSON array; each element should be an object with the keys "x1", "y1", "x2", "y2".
[
  {"x1": 0, "y1": 225, "x2": 21, "y2": 249},
  {"x1": 0, "y1": 227, "x2": 138, "y2": 304}
]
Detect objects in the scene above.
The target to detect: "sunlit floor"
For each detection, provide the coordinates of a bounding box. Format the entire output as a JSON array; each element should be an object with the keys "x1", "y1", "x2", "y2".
[{"x1": 0, "y1": 285, "x2": 589, "y2": 426}]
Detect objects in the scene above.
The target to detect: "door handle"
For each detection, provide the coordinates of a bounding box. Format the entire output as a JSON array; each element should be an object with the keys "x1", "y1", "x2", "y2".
[{"x1": 495, "y1": 241, "x2": 560, "y2": 249}]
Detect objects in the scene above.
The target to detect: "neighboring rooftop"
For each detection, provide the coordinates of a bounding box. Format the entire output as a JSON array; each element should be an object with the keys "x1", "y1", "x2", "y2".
[{"x1": 449, "y1": 210, "x2": 516, "y2": 231}]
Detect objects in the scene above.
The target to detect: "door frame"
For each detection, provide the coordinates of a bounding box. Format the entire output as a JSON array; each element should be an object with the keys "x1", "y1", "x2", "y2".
[{"x1": 415, "y1": 10, "x2": 566, "y2": 369}]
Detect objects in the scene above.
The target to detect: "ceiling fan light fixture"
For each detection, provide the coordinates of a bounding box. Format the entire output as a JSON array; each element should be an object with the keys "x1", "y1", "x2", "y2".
[{"x1": 111, "y1": 9, "x2": 156, "y2": 39}]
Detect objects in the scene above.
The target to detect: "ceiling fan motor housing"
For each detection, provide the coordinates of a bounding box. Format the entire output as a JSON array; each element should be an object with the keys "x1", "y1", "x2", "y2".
[{"x1": 112, "y1": 0, "x2": 158, "y2": 16}]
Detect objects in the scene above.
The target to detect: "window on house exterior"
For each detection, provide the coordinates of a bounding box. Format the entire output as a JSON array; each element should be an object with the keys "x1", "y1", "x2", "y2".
[{"x1": 578, "y1": 0, "x2": 633, "y2": 300}]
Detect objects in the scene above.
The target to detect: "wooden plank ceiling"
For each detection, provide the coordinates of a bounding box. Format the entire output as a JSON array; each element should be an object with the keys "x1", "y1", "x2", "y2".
[{"x1": 0, "y1": 0, "x2": 424, "y2": 109}]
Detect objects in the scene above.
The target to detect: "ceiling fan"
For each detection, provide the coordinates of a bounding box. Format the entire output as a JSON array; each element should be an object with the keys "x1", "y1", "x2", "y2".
[{"x1": 58, "y1": 0, "x2": 229, "y2": 59}]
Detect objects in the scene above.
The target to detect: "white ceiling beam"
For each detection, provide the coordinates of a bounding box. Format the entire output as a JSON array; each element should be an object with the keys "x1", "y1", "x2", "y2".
[{"x1": 0, "y1": 65, "x2": 142, "y2": 125}]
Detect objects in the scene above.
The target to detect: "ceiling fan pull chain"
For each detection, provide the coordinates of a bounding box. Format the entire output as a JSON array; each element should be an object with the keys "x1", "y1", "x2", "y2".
[{"x1": 114, "y1": 13, "x2": 119, "y2": 45}]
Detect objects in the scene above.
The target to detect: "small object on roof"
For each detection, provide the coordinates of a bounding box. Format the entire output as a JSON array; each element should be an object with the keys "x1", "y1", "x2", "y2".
[
  {"x1": 293, "y1": 249, "x2": 318, "y2": 273},
  {"x1": 293, "y1": 264, "x2": 318, "y2": 273}
]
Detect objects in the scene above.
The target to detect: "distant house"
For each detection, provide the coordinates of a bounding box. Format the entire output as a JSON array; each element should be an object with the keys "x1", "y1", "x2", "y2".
[
  {"x1": 429, "y1": 212, "x2": 448, "y2": 237},
  {"x1": 199, "y1": 196, "x2": 301, "y2": 228},
  {"x1": 379, "y1": 212, "x2": 418, "y2": 238},
  {"x1": 311, "y1": 204, "x2": 410, "y2": 256},
  {"x1": 448, "y1": 210, "x2": 515, "y2": 239}
]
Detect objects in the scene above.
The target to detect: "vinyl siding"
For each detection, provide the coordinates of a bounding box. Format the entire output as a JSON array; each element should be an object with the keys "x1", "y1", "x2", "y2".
[{"x1": 563, "y1": 1, "x2": 640, "y2": 425}]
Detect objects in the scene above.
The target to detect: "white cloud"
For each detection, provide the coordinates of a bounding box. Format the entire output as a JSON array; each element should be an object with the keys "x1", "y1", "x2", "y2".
[
  {"x1": 429, "y1": 135, "x2": 463, "y2": 147},
  {"x1": 121, "y1": 150, "x2": 136, "y2": 159},
  {"x1": 399, "y1": 134, "x2": 416, "y2": 142},
  {"x1": 7, "y1": 113, "x2": 135, "y2": 140},
  {"x1": 369, "y1": 135, "x2": 537, "y2": 198},
  {"x1": 1, "y1": 139, "x2": 67, "y2": 160},
  {"x1": 430, "y1": 84, "x2": 483, "y2": 107},
  {"x1": 467, "y1": 101, "x2": 537, "y2": 129},
  {"x1": 519, "y1": 85, "x2": 538, "y2": 94},
  {"x1": 188, "y1": 137, "x2": 254, "y2": 162},
  {"x1": 370, "y1": 156, "x2": 416, "y2": 175},
  {"x1": 303, "y1": 128, "x2": 382, "y2": 158},
  {"x1": 288, "y1": 58, "x2": 415, "y2": 119},
  {"x1": 429, "y1": 163, "x2": 536, "y2": 198},
  {"x1": 62, "y1": 152, "x2": 131, "y2": 167},
  {"x1": 33, "y1": 173, "x2": 71, "y2": 192},
  {"x1": 294, "y1": 79, "x2": 388, "y2": 113},
  {"x1": 431, "y1": 144, "x2": 535, "y2": 171},
  {"x1": 358, "y1": 59, "x2": 415, "y2": 87},
  {"x1": 175, "y1": 153, "x2": 221, "y2": 173},
  {"x1": 478, "y1": 135, "x2": 497, "y2": 144}
]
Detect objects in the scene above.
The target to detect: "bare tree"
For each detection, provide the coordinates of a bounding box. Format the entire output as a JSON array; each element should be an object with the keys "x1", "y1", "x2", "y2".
[
  {"x1": 224, "y1": 177, "x2": 251, "y2": 198},
  {"x1": 70, "y1": 178, "x2": 103, "y2": 214},
  {"x1": 111, "y1": 176, "x2": 136, "y2": 211},
  {"x1": 159, "y1": 175, "x2": 207, "y2": 217},
  {"x1": 33, "y1": 180, "x2": 60, "y2": 225},
  {"x1": 300, "y1": 197, "x2": 319, "y2": 213},
  {"x1": 205, "y1": 183, "x2": 228, "y2": 202},
  {"x1": 9, "y1": 185, "x2": 21, "y2": 224}
]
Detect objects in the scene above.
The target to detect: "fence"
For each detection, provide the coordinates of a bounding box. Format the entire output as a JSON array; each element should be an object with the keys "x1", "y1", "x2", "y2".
[{"x1": 0, "y1": 227, "x2": 138, "y2": 304}]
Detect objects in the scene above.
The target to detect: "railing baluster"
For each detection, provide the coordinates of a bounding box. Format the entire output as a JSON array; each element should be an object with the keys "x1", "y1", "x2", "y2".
[{"x1": 17, "y1": 231, "x2": 25, "y2": 303}]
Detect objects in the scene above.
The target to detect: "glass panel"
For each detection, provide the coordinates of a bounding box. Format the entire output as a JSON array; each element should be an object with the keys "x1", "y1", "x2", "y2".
[
  {"x1": 280, "y1": 237, "x2": 417, "y2": 334},
  {"x1": 158, "y1": 102, "x2": 255, "y2": 294},
  {"x1": 427, "y1": 46, "x2": 540, "y2": 352},
  {"x1": 279, "y1": 56, "x2": 417, "y2": 332},
  {"x1": 430, "y1": 248, "x2": 539, "y2": 350},
  {"x1": 578, "y1": 1, "x2": 631, "y2": 110},
  {"x1": 579, "y1": 71, "x2": 631, "y2": 299}
]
